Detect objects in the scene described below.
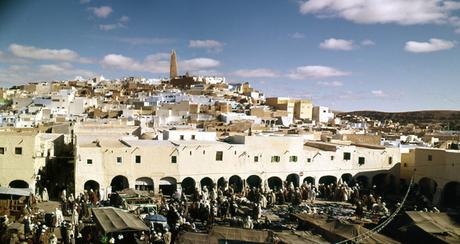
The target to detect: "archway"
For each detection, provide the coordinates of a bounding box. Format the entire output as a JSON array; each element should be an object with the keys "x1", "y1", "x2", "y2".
[
  {"x1": 200, "y1": 177, "x2": 214, "y2": 191},
  {"x1": 135, "y1": 177, "x2": 154, "y2": 191},
  {"x1": 303, "y1": 177, "x2": 315, "y2": 185},
  {"x1": 9, "y1": 180, "x2": 29, "y2": 189},
  {"x1": 181, "y1": 177, "x2": 196, "y2": 195},
  {"x1": 84, "y1": 180, "x2": 100, "y2": 192},
  {"x1": 341, "y1": 173, "x2": 353, "y2": 185},
  {"x1": 372, "y1": 173, "x2": 388, "y2": 194},
  {"x1": 286, "y1": 174, "x2": 300, "y2": 188},
  {"x1": 247, "y1": 175, "x2": 262, "y2": 189},
  {"x1": 442, "y1": 181, "x2": 460, "y2": 208},
  {"x1": 419, "y1": 177, "x2": 437, "y2": 201},
  {"x1": 159, "y1": 177, "x2": 177, "y2": 196},
  {"x1": 355, "y1": 175, "x2": 369, "y2": 188},
  {"x1": 267, "y1": 176, "x2": 283, "y2": 191},
  {"x1": 319, "y1": 175, "x2": 337, "y2": 185},
  {"x1": 111, "y1": 175, "x2": 129, "y2": 192},
  {"x1": 217, "y1": 177, "x2": 227, "y2": 190},
  {"x1": 229, "y1": 175, "x2": 243, "y2": 192}
]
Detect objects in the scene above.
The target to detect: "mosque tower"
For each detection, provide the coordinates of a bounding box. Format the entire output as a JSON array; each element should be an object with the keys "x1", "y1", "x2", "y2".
[{"x1": 170, "y1": 50, "x2": 178, "y2": 79}]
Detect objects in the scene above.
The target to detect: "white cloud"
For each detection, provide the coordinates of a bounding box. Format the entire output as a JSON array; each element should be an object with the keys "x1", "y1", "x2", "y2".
[
  {"x1": 361, "y1": 39, "x2": 376, "y2": 46},
  {"x1": 99, "y1": 24, "x2": 118, "y2": 31},
  {"x1": 89, "y1": 6, "x2": 113, "y2": 18},
  {"x1": 181, "y1": 58, "x2": 221, "y2": 71},
  {"x1": 0, "y1": 63, "x2": 95, "y2": 85},
  {"x1": 289, "y1": 32, "x2": 306, "y2": 39},
  {"x1": 111, "y1": 37, "x2": 173, "y2": 45},
  {"x1": 317, "y1": 81, "x2": 344, "y2": 87},
  {"x1": 189, "y1": 40, "x2": 225, "y2": 52},
  {"x1": 119, "y1": 15, "x2": 130, "y2": 22},
  {"x1": 9, "y1": 44, "x2": 92, "y2": 63},
  {"x1": 101, "y1": 53, "x2": 220, "y2": 74},
  {"x1": 232, "y1": 68, "x2": 279, "y2": 78},
  {"x1": 288, "y1": 65, "x2": 350, "y2": 79},
  {"x1": 0, "y1": 50, "x2": 29, "y2": 64},
  {"x1": 404, "y1": 38, "x2": 455, "y2": 53},
  {"x1": 371, "y1": 90, "x2": 387, "y2": 97},
  {"x1": 320, "y1": 38, "x2": 354, "y2": 50},
  {"x1": 299, "y1": 0, "x2": 460, "y2": 25}
]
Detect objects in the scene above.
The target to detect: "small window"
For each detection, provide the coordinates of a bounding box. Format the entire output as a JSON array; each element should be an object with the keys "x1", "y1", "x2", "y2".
[
  {"x1": 180, "y1": 135, "x2": 185, "y2": 140},
  {"x1": 234, "y1": 150, "x2": 237, "y2": 155},
  {"x1": 358, "y1": 157, "x2": 365, "y2": 165},
  {"x1": 117, "y1": 157, "x2": 122, "y2": 164},
  {"x1": 15, "y1": 147, "x2": 22, "y2": 155},
  {"x1": 331, "y1": 156, "x2": 334, "y2": 161},
  {"x1": 428, "y1": 155, "x2": 432, "y2": 161},
  {"x1": 135, "y1": 155, "x2": 141, "y2": 164},
  {"x1": 0, "y1": 147, "x2": 4, "y2": 154},
  {"x1": 191, "y1": 135, "x2": 196, "y2": 140},
  {"x1": 203, "y1": 150, "x2": 205, "y2": 155},
  {"x1": 171, "y1": 155, "x2": 177, "y2": 163},
  {"x1": 254, "y1": 156, "x2": 259, "y2": 162},
  {"x1": 271, "y1": 156, "x2": 280, "y2": 162},
  {"x1": 87, "y1": 159, "x2": 93, "y2": 165},
  {"x1": 189, "y1": 151, "x2": 192, "y2": 156},
  {"x1": 388, "y1": 157, "x2": 393, "y2": 165},
  {"x1": 404, "y1": 163, "x2": 407, "y2": 167},
  {"x1": 343, "y1": 152, "x2": 351, "y2": 160},
  {"x1": 216, "y1": 151, "x2": 223, "y2": 161},
  {"x1": 307, "y1": 158, "x2": 311, "y2": 163},
  {"x1": 289, "y1": 156, "x2": 298, "y2": 162}
]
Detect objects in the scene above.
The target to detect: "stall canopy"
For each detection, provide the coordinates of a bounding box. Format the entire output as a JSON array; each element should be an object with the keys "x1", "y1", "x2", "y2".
[
  {"x1": 405, "y1": 211, "x2": 460, "y2": 242},
  {"x1": 92, "y1": 207, "x2": 149, "y2": 234},
  {"x1": 0, "y1": 187, "x2": 33, "y2": 197}
]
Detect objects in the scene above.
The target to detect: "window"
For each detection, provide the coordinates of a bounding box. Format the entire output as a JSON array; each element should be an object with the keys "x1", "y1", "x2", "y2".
[
  {"x1": 191, "y1": 135, "x2": 196, "y2": 140},
  {"x1": 404, "y1": 163, "x2": 407, "y2": 167},
  {"x1": 271, "y1": 156, "x2": 280, "y2": 162},
  {"x1": 116, "y1": 157, "x2": 122, "y2": 164},
  {"x1": 15, "y1": 147, "x2": 22, "y2": 155},
  {"x1": 203, "y1": 150, "x2": 205, "y2": 155},
  {"x1": 428, "y1": 155, "x2": 432, "y2": 161},
  {"x1": 358, "y1": 157, "x2": 365, "y2": 165},
  {"x1": 388, "y1": 157, "x2": 393, "y2": 165},
  {"x1": 180, "y1": 135, "x2": 185, "y2": 140},
  {"x1": 87, "y1": 159, "x2": 93, "y2": 165},
  {"x1": 307, "y1": 158, "x2": 311, "y2": 163},
  {"x1": 343, "y1": 152, "x2": 351, "y2": 160},
  {"x1": 289, "y1": 156, "x2": 298, "y2": 162},
  {"x1": 189, "y1": 151, "x2": 192, "y2": 156},
  {"x1": 135, "y1": 155, "x2": 141, "y2": 164},
  {"x1": 216, "y1": 151, "x2": 223, "y2": 161},
  {"x1": 331, "y1": 156, "x2": 334, "y2": 161},
  {"x1": 0, "y1": 147, "x2": 4, "y2": 154},
  {"x1": 171, "y1": 156, "x2": 177, "y2": 163},
  {"x1": 234, "y1": 150, "x2": 237, "y2": 155},
  {"x1": 254, "y1": 156, "x2": 259, "y2": 162}
]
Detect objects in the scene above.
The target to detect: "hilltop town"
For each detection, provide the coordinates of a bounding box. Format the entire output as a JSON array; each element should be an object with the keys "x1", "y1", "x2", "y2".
[{"x1": 0, "y1": 51, "x2": 459, "y2": 243}]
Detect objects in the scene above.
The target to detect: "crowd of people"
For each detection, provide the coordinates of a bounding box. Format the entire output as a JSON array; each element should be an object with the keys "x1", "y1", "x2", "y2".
[{"x1": 1, "y1": 178, "x2": 422, "y2": 244}]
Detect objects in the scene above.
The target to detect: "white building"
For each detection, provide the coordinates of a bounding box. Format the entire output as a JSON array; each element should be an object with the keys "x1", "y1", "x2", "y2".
[{"x1": 312, "y1": 106, "x2": 334, "y2": 124}]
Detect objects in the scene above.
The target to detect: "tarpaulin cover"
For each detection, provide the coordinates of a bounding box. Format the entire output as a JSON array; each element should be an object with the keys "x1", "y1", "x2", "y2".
[
  {"x1": 176, "y1": 226, "x2": 271, "y2": 244},
  {"x1": 0, "y1": 187, "x2": 33, "y2": 196},
  {"x1": 92, "y1": 207, "x2": 149, "y2": 234},
  {"x1": 295, "y1": 213, "x2": 400, "y2": 244},
  {"x1": 406, "y1": 211, "x2": 460, "y2": 241}
]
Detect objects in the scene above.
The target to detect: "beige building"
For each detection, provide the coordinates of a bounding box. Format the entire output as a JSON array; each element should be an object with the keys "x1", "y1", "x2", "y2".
[
  {"x1": 0, "y1": 130, "x2": 64, "y2": 193},
  {"x1": 294, "y1": 99, "x2": 313, "y2": 120},
  {"x1": 401, "y1": 147, "x2": 460, "y2": 207},
  {"x1": 74, "y1": 130, "x2": 400, "y2": 197}
]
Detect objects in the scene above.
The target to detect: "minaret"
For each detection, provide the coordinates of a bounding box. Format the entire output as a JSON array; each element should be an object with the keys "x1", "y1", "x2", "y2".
[{"x1": 170, "y1": 50, "x2": 178, "y2": 79}]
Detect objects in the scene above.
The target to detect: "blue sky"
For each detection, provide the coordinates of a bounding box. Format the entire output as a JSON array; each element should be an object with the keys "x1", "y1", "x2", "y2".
[{"x1": 0, "y1": 0, "x2": 459, "y2": 111}]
